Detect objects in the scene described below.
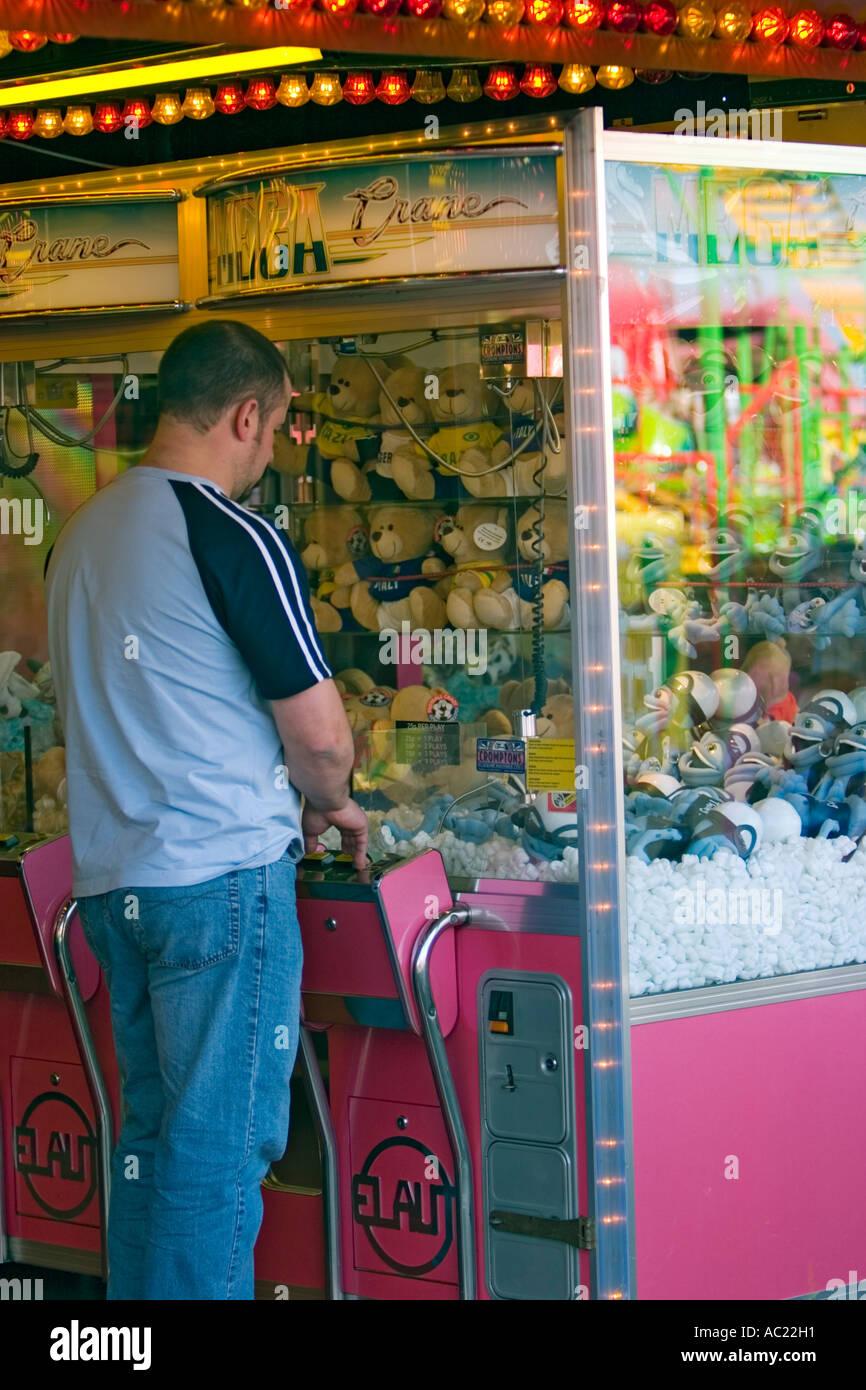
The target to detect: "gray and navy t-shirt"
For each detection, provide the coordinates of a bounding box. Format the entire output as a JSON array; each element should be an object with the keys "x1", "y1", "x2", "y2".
[{"x1": 45, "y1": 466, "x2": 331, "y2": 896}]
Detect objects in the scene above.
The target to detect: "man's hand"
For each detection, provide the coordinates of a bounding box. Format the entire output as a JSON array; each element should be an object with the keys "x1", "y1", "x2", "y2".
[{"x1": 302, "y1": 799, "x2": 368, "y2": 869}]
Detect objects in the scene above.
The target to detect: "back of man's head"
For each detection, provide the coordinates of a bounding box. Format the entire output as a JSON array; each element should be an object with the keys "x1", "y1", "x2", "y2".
[{"x1": 158, "y1": 321, "x2": 289, "y2": 434}]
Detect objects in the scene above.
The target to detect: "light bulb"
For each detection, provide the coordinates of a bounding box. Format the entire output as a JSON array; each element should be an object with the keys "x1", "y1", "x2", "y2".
[
  {"x1": 484, "y1": 0, "x2": 525, "y2": 20},
  {"x1": 559, "y1": 63, "x2": 596, "y2": 92},
  {"x1": 63, "y1": 106, "x2": 94, "y2": 135},
  {"x1": 33, "y1": 108, "x2": 63, "y2": 138},
  {"x1": 411, "y1": 69, "x2": 447, "y2": 102},
  {"x1": 595, "y1": 64, "x2": 635, "y2": 87},
  {"x1": 153, "y1": 92, "x2": 185, "y2": 124},
  {"x1": 309, "y1": 72, "x2": 343, "y2": 105},
  {"x1": 676, "y1": 0, "x2": 715, "y2": 38},
  {"x1": 447, "y1": 67, "x2": 484, "y2": 99},
  {"x1": 277, "y1": 74, "x2": 310, "y2": 106}
]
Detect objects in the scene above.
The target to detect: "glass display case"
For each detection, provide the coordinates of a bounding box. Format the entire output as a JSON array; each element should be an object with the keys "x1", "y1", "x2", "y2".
[
  {"x1": 0, "y1": 356, "x2": 159, "y2": 837},
  {"x1": 606, "y1": 142, "x2": 866, "y2": 996},
  {"x1": 262, "y1": 323, "x2": 578, "y2": 885}
]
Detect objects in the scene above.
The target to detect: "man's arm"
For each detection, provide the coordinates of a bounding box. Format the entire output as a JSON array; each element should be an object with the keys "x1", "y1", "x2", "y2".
[
  {"x1": 271, "y1": 679, "x2": 353, "y2": 810},
  {"x1": 271, "y1": 680, "x2": 368, "y2": 867}
]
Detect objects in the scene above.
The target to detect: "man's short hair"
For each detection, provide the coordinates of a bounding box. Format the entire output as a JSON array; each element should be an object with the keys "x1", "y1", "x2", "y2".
[{"x1": 158, "y1": 321, "x2": 289, "y2": 432}]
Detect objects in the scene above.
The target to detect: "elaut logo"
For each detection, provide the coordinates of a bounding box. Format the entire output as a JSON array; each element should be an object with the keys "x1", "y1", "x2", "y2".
[
  {"x1": 14, "y1": 1092, "x2": 97, "y2": 1220},
  {"x1": 352, "y1": 1137, "x2": 455, "y2": 1277}
]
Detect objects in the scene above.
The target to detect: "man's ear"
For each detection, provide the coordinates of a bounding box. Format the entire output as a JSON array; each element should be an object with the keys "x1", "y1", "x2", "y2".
[{"x1": 232, "y1": 396, "x2": 260, "y2": 441}]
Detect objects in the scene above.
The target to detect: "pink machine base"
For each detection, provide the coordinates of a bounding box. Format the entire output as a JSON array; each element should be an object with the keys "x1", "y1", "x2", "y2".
[{"x1": 2, "y1": 834, "x2": 864, "y2": 1299}]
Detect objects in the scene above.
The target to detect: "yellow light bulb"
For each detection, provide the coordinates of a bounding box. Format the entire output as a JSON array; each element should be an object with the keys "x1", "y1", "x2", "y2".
[
  {"x1": 182, "y1": 87, "x2": 215, "y2": 119},
  {"x1": 152, "y1": 92, "x2": 185, "y2": 125},
  {"x1": 0, "y1": 30, "x2": 12, "y2": 59},
  {"x1": 443, "y1": 0, "x2": 486, "y2": 20},
  {"x1": 484, "y1": 0, "x2": 525, "y2": 21},
  {"x1": 63, "y1": 106, "x2": 93, "y2": 135},
  {"x1": 559, "y1": 63, "x2": 596, "y2": 93},
  {"x1": 33, "y1": 107, "x2": 63, "y2": 138},
  {"x1": 446, "y1": 67, "x2": 483, "y2": 101},
  {"x1": 676, "y1": 0, "x2": 715, "y2": 38},
  {"x1": 714, "y1": 0, "x2": 752, "y2": 39},
  {"x1": 309, "y1": 71, "x2": 343, "y2": 105},
  {"x1": 277, "y1": 73, "x2": 310, "y2": 107},
  {"x1": 596, "y1": 65, "x2": 634, "y2": 89},
  {"x1": 411, "y1": 69, "x2": 447, "y2": 103}
]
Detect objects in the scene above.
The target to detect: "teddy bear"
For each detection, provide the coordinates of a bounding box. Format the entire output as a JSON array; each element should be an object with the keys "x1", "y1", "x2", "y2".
[
  {"x1": 462, "y1": 378, "x2": 567, "y2": 500},
  {"x1": 298, "y1": 506, "x2": 369, "y2": 633},
  {"x1": 391, "y1": 362, "x2": 508, "y2": 501},
  {"x1": 342, "y1": 685, "x2": 395, "y2": 734},
  {"x1": 473, "y1": 502, "x2": 570, "y2": 632},
  {"x1": 334, "y1": 668, "x2": 376, "y2": 696},
  {"x1": 333, "y1": 505, "x2": 448, "y2": 632},
  {"x1": 269, "y1": 356, "x2": 386, "y2": 494},
  {"x1": 331, "y1": 364, "x2": 432, "y2": 504},
  {"x1": 498, "y1": 678, "x2": 574, "y2": 737},
  {"x1": 428, "y1": 505, "x2": 513, "y2": 631},
  {"x1": 32, "y1": 745, "x2": 67, "y2": 836}
]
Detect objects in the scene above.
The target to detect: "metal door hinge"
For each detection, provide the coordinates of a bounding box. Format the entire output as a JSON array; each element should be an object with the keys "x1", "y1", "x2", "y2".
[{"x1": 490, "y1": 1210, "x2": 596, "y2": 1250}]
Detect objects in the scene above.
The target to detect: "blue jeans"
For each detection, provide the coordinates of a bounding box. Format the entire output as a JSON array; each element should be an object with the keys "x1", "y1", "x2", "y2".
[{"x1": 77, "y1": 854, "x2": 303, "y2": 1300}]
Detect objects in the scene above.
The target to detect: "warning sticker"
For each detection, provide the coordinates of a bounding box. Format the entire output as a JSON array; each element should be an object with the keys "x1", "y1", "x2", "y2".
[{"x1": 525, "y1": 738, "x2": 576, "y2": 792}]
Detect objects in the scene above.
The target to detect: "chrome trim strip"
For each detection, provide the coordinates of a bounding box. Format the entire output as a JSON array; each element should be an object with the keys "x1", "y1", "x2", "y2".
[
  {"x1": 296, "y1": 1026, "x2": 343, "y2": 1301},
  {"x1": 0, "y1": 301, "x2": 188, "y2": 324},
  {"x1": 197, "y1": 268, "x2": 566, "y2": 310},
  {"x1": 6, "y1": 1237, "x2": 102, "y2": 1277},
  {"x1": 603, "y1": 128, "x2": 866, "y2": 176},
  {"x1": 0, "y1": 191, "x2": 185, "y2": 208},
  {"x1": 195, "y1": 145, "x2": 564, "y2": 196},
  {"x1": 53, "y1": 899, "x2": 113, "y2": 1282},
  {"x1": 630, "y1": 964, "x2": 866, "y2": 1023},
  {"x1": 412, "y1": 905, "x2": 475, "y2": 1301}
]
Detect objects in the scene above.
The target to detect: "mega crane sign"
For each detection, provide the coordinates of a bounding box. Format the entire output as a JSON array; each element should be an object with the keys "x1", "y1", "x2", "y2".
[{"x1": 203, "y1": 153, "x2": 562, "y2": 294}]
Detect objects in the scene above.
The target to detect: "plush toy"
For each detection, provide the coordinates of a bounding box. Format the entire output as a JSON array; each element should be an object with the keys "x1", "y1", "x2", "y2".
[
  {"x1": 331, "y1": 365, "x2": 433, "y2": 505},
  {"x1": 0, "y1": 651, "x2": 39, "y2": 720},
  {"x1": 498, "y1": 677, "x2": 572, "y2": 736},
  {"x1": 743, "y1": 640, "x2": 797, "y2": 723},
  {"x1": 461, "y1": 379, "x2": 566, "y2": 499},
  {"x1": 270, "y1": 356, "x2": 386, "y2": 494},
  {"x1": 429, "y1": 505, "x2": 512, "y2": 631},
  {"x1": 473, "y1": 503, "x2": 570, "y2": 632},
  {"x1": 342, "y1": 686, "x2": 394, "y2": 734},
  {"x1": 298, "y1": 506, "x2": 368, "y2": 633},
  {"x1": 334, "y1": 668, "x2": 376, "y2": 696},
  {"x1": 392, "y1": 363, "x2": 507, "y2": 501},
  {"x1": 32, "y1": 745, "x2": 67, "y2": 836},
  {"x1": 333, "y1": 505, "x2": 447, "y2": 632},
  {"x1": 0, "y1": 751, "x2": 25, "y2": 828}
]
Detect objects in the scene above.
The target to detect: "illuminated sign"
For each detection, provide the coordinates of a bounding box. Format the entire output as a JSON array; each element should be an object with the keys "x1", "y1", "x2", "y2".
[{"x1": 202, "y1": 154, "x2": 562, "y2": 296}]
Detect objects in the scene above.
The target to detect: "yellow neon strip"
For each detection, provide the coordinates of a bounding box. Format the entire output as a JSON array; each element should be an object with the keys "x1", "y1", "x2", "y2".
[{"x1": 0, "y1": 47, "x2": 322, "y2": 108}]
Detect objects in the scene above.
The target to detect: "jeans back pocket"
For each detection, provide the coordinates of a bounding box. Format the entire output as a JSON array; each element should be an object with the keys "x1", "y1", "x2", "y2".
[{"x1": 129, "y1": 874, "x2": 240, "y2": 971}]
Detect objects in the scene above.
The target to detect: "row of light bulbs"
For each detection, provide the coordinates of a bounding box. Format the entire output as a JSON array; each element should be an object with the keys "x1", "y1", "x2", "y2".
[
  {"x1": 2, "y1": 3, "x2": 866, "y2": 46},
  {"x1": 0, "y1": 63, "x2": 694, "y2": 137}
]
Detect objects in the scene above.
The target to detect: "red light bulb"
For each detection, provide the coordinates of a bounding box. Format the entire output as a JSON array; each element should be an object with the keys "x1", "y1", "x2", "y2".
[
  {"x1": 405, "y1": 0, "x2": 444, "y2": 13},
  {"x1": 525, "y1": 0, "x2": 564, "y2": 23},
  {"x1": 215, "y1": 82, "x2": 246, "y2": 114},
  {"x1": 343, "y1": 71, "x2": 377, "y2": 103},
  {"x1": 322, "y1": 0, "x2": 359, "y2": 10},
  {"x1": 0, "y1": 113, "x2": 7, "y2": 139},
  {"x1": 483, "y1": 66, "x2": 520, "y2": 99},
  {"x1": 605, "y1": 0, "x2": 641, "y2": 30},
  {"x1": 363, "y1": 0, "x2": 402, "y2": 14},
  {"x1": 93, "y1": 102, "x2": 124, "y2": 133},
  {"x1": 824, "y1": 13, "x2": 859, "y2": 48},
  {"x1": 122, "y1": 99, "x2": 153, "y2": 128},
  {"x1": 564, "y1": 0, "x2": 604, "y2": 29},
  {"x1": 789, "y1": 10, "x2": 824, "y2": 46},
  {"x1": 751, "y1": 7, "x2": 789, "y2": 43},
  {"x1": 520, "y1": 63, "x2": 558, "y2": 96},
  {"x1": 640, "y1": 0, "x2": 675, "y2": 33},
  {"x1": 8, "y1": 109, "x2": 35, "y2": 139},
  {"x1": 376, "y1": 72, "x2": 411, "y2": 104},
  {"x1": 48, "y1": 33, "x2": 78, "y2": 44},
  {"x1": 9, "y1": 31, "x2": 48, "y2": 52},
  {"x1": 245, "y1": 78, "x2": 277, "y2": 110}
]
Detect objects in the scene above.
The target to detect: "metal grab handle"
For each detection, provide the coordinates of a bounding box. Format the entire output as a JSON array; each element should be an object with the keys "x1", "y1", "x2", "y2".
[
  {"x1": 297, "y1": 1025, "x2": 344, "y2": 1300},
  {"x1": 53, "y1": 898, "x2": 114, "y2": 1282},
  {"x1": 411, "y1": 906, "x2": 476, "y2": 1300}
]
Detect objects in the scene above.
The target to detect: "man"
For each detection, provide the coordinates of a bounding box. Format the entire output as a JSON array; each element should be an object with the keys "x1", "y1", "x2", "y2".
[{"x1": 46, "y1": 320, "x2": 366, "y2": 1300}]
